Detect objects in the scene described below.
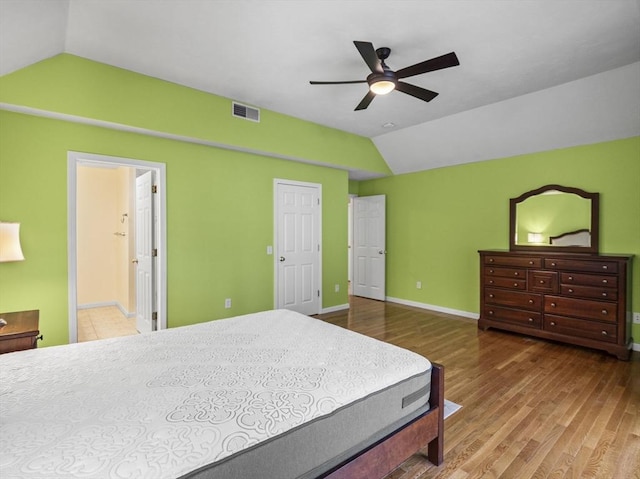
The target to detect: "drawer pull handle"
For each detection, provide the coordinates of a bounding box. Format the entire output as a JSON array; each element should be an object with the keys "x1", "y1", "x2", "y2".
[
  {"x1": 489, "y1": 294, "x2": 494, "y2": 298},
  {"x1": 529, "y1": 261, "x2": 534, "y2": 265},
  {"x1": 551, "y1": 262, "x2": 556, "y2": 267},
  {"x1": 489, "y1": 310, "x2": 494, "y2": 315},
  {"x1": 601, "y1": 309, "x2": 608, "y2": 315},
  {"x1": 514, "y1": 283, "x2": 519, "y2": 287},
  {"x1": 602, "y1": 265, "x2": 608, "y2": 270},
  {"x1": 528, "y1": 318, "x2": 534, "y2": 322},
  {"x1": 514, "y1": 272, "x2": 519, "y2": 276},
  {"x1": 528, "y1": 299, "x2": 534, "y2": 304},
  {"x1": 551, "y1": 302, "x2": 556, "y2": 307},
  {"x1": 489, "y1": 258, "x2": 494, "y2": 263},
  {"x1": 489, "y1": 269, "x2": 494, "y2": 273},
  {"x1": 568, "y1": 276, "x2": 573, "y2": 281},
  {"x1": 550, "y1": 321, "x2": 556, "y2": 326},
  {"x1": 489, "y1": 280, "x2": 494, "y2": 284},
  {"x1": 601, "y1": 331, "x2": 608, "y2": 336},
  {"x1": 568, "y1": 289, "x2": 574, "y2": 293},
  {"x1": 539, "y1": 280, "x2": 545, "y2": 284},
  {"x1": 602, "y1": 279, "x2": 608, "y2": 284},
  {"x1": 602, "y1": 292, "x2": 607, "y2": 297}
]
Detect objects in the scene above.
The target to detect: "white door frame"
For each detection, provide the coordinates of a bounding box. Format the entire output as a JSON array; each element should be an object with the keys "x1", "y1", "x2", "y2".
[
  {"x1": 67, "y1": 151, "x2": 167, "y2": 343},
  {"x1": 273, "y1": 178, "x2": 322, "y2": 314}
]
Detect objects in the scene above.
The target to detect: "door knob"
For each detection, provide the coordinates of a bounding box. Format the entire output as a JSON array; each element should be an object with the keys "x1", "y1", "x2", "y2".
[
  {"x1": 378, "y1": 250, "x2": 387, "y2": 254},
  {"x1": 279, "y1": 256, "x2": 285, "y2": 262},
  {"x1": 132, "y1": 259, "x2": 139, "y2": 264}
]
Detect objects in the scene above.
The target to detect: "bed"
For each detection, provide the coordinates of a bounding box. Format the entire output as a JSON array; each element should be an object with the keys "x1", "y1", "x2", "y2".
[
  {"x1": 0, "y1": 309, "x2": 443, "y2": 479},
  {"x1": 549, "y1": 228, "x2": 591, "y2": 247}
]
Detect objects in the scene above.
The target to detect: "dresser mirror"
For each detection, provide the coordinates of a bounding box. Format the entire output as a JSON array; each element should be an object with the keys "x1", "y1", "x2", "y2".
[{"x1": 509, "y1": 184, "x2": 599, "y2": 253}]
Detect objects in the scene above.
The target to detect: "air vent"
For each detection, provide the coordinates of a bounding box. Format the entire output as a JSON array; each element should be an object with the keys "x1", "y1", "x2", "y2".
[{"x1": 232, "y1": 102, "x2": 260, "y2": 122}]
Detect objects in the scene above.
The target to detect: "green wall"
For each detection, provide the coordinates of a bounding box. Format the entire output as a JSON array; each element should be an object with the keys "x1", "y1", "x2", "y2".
[
  {"x1": 358, "y1": 137, "x2": 640, "y2": 339},
  {"x1": 2, "y1": 53, "x2": 638, "y2": 348},
  {"x1": 0, "y1": 110, "x2": 352, "y2": 346},
  {"x1": 0, "y1": 54, "x2": 389, "y2": 346},
  {"x1": 0, "y1": 54, "x2": 391, "y2": 176}
]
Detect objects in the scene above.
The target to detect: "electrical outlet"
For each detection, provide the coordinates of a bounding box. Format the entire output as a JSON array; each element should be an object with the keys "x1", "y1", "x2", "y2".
[
  {"x1": 335, "y1": 284, "x2": 340, "y2": 292},
  {"x1": 416, "y1": 281, "x2": 422, "y2": 289},
  {"x1": 633, "y1": 312, "x2": 640, "y2": 324},
  {"x1": 225, "y1": 298, "x2": 232, "y2": 309}
]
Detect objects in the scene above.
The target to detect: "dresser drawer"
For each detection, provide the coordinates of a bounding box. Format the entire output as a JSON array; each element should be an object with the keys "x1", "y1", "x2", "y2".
[
  {"x1": 544, "y1": 296, "x2": 617, "y2": 322},
  {"x1": 485, "y1": 276, "x2": 527, "y2": 290},
  {"x1": 483, "y1": 306, "x2": 542, "y2": 329},
  {"x1": 544, "y1": 315, "x2": 617, "y2": 343},
  {"x1": 484, "y1": 266, "x2": 526, "y2": 279},
  {"x1": 560, "y1": 284, "x2": 618, "y2": 301},
  {"x1": 485, "y1": 288, "x2": 542, "y2": 311},
  {"x1": 528, "y1": 271, "x2": 558, "y2": 293},
  {"x1": 561, "y1": 272, "x2": 617, "y2": 289},
  {"x1": 545, "y1": 258, "x2": 618, "y2": 274},
  {"x1": 484, "y1": 255, "x2": 542, "y2": 268}
]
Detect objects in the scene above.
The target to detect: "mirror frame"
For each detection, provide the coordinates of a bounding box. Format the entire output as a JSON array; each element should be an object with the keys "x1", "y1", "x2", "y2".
[{"x1": 509, "y1": 184, "x2": 599, "y2": 254}]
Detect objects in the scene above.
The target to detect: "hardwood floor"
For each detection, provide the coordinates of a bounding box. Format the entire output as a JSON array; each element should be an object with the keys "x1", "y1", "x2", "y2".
[{"x1": 316, "y1": 296, "x2": 640, "y2": 479}]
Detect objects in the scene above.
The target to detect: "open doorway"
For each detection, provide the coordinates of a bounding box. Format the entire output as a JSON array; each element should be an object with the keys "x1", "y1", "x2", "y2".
[
  {"x1": 76, "y1": 163, "x2": 138, "y2": 341},
  {"x1": 67, "y1": 152, "x2": 167, "y2": 344}
]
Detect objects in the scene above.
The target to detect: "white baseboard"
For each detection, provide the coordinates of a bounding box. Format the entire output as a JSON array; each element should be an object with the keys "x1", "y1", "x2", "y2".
[
  {"x1": 633, "y1": 343, "x2": 640, "y2": 352},
  {"x1": 386, "y1": 296, "x2": 479, "y2": 320},
  {"x1": 321, "y1": 303, "x2": 350, "y2": 314},
  {"x1": 78, "y1": 301, "x2": 135, "y2": 319}
]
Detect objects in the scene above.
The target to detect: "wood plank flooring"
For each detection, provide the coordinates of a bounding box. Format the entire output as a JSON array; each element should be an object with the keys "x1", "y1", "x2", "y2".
[{"x1": 316, "y1": 296, "x2": 640, "y2": 479}]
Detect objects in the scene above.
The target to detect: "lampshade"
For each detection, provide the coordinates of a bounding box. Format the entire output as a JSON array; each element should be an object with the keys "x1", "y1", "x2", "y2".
[
  {"x1": 369, "y1": 80, "x2": 396, "y2": 95},
  {"x1": 527, "y1": 232, "x2": 543, "y2": 244},
  {"x1": 0, "y1": 222, "x2": 25, "y2": 262}
]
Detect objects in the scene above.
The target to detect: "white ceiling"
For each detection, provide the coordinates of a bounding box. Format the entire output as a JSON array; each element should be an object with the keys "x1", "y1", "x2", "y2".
[{"x1": 1, "y1": 0, "x2": 639, "y2": 178}]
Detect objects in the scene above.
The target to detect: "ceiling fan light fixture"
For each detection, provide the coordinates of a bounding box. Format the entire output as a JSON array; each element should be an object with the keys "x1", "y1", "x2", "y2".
[{"x1": 370, "y1": 80, "x2": 396, "y2": 95}]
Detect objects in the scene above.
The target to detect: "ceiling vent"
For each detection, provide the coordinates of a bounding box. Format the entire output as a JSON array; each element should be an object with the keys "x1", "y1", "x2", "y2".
[{"x1": 232, "y1": 102, "x2": 260, "y2": 122}]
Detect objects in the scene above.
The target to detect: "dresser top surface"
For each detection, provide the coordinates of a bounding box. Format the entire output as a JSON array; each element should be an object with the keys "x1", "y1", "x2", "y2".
[
  {"x1": 0, "y1": 310, "x2": 40, "y2": 338},
  {"x1": 479, "y1": 250, "x2": 633, "y2": 260}
]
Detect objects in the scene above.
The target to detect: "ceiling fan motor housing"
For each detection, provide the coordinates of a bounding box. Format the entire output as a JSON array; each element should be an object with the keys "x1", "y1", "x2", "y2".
[{"x1": 367, "y1": 70, "x2": 397, "y2": 93}]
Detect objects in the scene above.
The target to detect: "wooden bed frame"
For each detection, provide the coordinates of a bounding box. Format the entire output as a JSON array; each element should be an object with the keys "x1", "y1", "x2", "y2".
[{"x1": 322, "y1": 362, "x2": 444, "y2": 478}]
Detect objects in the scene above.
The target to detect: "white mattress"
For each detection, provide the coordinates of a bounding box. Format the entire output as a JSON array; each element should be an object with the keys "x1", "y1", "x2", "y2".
[{"x1": 0, "y1": 309, "x2": 431, "y2": 478}]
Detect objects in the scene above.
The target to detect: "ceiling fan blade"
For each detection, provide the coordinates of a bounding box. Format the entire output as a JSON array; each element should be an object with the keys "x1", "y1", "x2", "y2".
[
  {"x1": 310, "y1": 80, "x2": 367, "y2": 85},
  {"x1": 354, "y1": 41, "x2": 383, "y2": 73},
  {"x1": 396, "y1": 82, "x2": 439, "y2": 102},
  {"x1": 355, "y1": 90, "x2": 376, "y2": 111},
  {"x1": 396, "y1": 52, "x2": 460, "y2": 79}
]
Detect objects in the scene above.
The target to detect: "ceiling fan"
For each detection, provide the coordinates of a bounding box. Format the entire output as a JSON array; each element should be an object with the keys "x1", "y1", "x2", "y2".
[{"x1": 310, "y1": 41, "x2": 460, "y2": 111}]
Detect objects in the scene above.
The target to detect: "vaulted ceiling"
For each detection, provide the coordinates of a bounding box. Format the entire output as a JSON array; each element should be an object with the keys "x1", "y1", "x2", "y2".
[{"x1": 1, "y1": 0, "x2": 639, "y2": 178}]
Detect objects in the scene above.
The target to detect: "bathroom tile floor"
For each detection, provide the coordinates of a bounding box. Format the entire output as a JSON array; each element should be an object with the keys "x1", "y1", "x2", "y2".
[{"x1": 77, "y1": 306, "x2": 139, "y2": 342}]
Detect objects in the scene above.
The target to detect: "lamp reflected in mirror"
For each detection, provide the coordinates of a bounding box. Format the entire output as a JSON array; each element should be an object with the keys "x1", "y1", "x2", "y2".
[{"x1": 527, "y1": 232, "x2": 544, "y2": 244}]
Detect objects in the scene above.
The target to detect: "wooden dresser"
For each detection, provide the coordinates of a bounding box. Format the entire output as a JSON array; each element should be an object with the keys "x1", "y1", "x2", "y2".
[
  {"x1": 0, "y1": 310, "x2": 41, "y2": 354},
  {"x1": 478, "y1": 251, "x2": 633, "y2": 360}
]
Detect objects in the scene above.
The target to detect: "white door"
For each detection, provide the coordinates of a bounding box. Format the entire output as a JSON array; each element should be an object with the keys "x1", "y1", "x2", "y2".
[
  {"x1": 135, "y1": 171, "x2": 155, "y2": 333},
  {"x1": 275, "y1": 181, "x2": 321, "y2": 315},
  {"x1": 353, "y1": 195, "x2": 386, "y2": 300}
]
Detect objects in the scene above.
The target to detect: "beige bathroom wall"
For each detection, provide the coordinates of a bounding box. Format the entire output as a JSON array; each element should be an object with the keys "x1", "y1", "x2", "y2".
[{"x1": 77, "y1": 165, "x2": 134, "y2": 314}]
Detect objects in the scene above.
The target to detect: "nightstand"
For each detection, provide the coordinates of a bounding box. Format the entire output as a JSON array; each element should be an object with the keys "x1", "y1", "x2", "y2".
[{"x1": 0, "y1": 310, "x2": 41, "y2": 354}]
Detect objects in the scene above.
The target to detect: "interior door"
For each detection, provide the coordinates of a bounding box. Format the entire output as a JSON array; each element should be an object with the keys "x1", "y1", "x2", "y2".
[
  {"x1": 275, "y1": 181, "x2": 321, "y2": 315},
  {"x1": 353, "y1": 195, "x2": 386, "y2": 300},
  {"x1": 135, "y1": 171, "x2": 154, "y2": 333}
]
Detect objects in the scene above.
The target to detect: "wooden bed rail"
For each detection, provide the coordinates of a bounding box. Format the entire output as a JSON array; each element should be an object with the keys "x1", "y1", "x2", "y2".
[{"x1": 323, "y1": 362, "x2": 444, "y2": 478}]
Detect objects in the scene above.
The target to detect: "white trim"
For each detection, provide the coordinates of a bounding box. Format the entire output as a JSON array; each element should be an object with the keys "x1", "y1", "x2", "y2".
[
  {"x1": 0, "y1": 102, "x2": 384, "y2": 179},
  {"x1": 78, "y1": 301, "x2": 135, "y2": 319},
  {"x1": 321, "y1": 303, "x2": 350, "y2": 314},
  {"x1": 633, "y1": 342, "x2": 640, "y2": 352},
  {"x1": 67, "y1": 151, "x2": 167, "y2": 343},
  {"x1": 273, "y1": 179, "x2": 323, "y2": 315},
  {"x1": 386, "y1": 296, "x2": 479, "y2": 320}
]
